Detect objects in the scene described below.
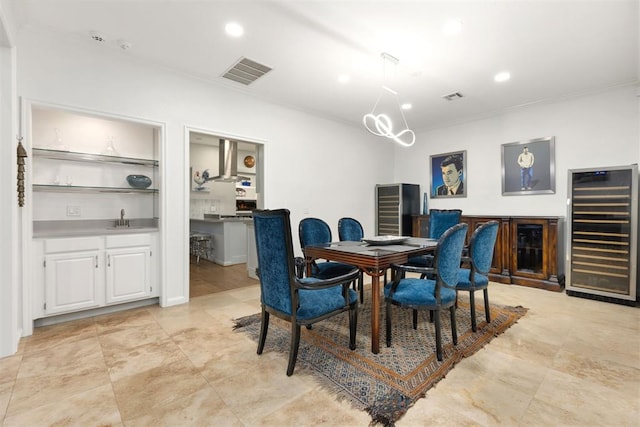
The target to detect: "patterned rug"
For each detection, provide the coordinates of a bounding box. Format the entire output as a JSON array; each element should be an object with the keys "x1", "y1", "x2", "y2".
[{"x1": 234, "y1": 292, "x2": 527, "y2": 426}]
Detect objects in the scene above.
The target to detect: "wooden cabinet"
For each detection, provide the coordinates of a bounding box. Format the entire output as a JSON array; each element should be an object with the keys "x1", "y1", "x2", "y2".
[{"x1": 413, "y1": 215, "x2": 564, "y2": 291}]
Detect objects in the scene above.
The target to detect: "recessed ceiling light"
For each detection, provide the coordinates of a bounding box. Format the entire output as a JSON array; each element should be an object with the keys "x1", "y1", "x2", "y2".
[
  {"x1": 225, "y1": 22, "x2": 244, "y2": 37},
  {"x1": 442, "y1": 20, "x2": 463, "y2": 36},
  {"x1": 401, "y1": 103, "x2": 412, "y2": 110},
  {"x1": 494, "y1": 71, "x2": 511, "y2": 82},
  {"x1": 338, "y1": 74, "x2": 350, "y2": 84}
]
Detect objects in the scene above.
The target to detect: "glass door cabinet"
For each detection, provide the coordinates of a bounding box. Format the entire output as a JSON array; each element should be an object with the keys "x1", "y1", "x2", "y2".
[{"x1": 566, "y1": 165, "x2": 638, "y2": 304}]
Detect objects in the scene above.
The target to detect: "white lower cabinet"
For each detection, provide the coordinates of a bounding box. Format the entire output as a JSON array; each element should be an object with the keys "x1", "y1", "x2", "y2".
[
  {"x1": 34, "y1": 233, "x2": 158, "y2": 318},
  {"x1": 45, "y1": 249, "x2": 102, "y2": 315},
  {"x1": 105, "y1": 246, "x2": 151, "y2": 304}
]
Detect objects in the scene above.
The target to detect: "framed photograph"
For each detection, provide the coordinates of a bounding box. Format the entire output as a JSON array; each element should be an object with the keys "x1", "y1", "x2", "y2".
[
  {"x1": 430, "y1": 150, "x2": 467, "y2": 198},
  {"x1": 501, "y1": 136, "x2": 555, "y2": 196}
]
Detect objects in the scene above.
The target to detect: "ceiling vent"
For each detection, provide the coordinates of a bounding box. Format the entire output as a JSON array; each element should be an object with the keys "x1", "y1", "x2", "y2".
[
  {"x1": 221, "y1": 57, "x2": 272, "y2": 85},
  {"x1": 442, "y1": 92, "x2": 464, "y2": 101}
]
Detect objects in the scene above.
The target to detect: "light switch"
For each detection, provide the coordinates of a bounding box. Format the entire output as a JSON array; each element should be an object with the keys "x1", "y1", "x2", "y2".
[{"x1": 66, "y1": 205, "x2": 81, "y2": 217}]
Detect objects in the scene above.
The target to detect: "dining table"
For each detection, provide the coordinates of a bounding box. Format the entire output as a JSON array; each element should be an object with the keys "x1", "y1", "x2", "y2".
[{"x1": 303, "y1": 236, "x2": 437, "y2": 354}]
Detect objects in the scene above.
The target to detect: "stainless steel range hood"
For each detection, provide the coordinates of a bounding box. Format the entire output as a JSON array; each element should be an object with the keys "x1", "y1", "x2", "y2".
[{"x1": 211, "y1": 139, "x2": 249, "y2": 182}]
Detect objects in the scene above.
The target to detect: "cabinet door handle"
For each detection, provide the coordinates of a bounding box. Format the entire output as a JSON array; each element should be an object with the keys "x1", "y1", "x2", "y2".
[
  {"x1": 95, "y1": 255, "x2": 98, "y2": 268},
  {"x1": 107, "y1": 254, "x2": 111, "y2": 267}
]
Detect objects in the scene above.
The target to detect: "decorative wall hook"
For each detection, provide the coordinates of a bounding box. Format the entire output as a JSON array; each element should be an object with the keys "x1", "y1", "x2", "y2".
[{"x1": 17, "y1": 136, "x2": 27, "y2": 207}]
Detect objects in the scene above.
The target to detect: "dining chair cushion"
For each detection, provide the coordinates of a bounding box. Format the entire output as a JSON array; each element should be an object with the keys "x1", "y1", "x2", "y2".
[
  {"x1": 384, "y1": 278, "x2": 457, "y2": 306},
  {"x1": 312, "y1": 261, "x2": 357, "y2": 279},
  {"x1": 298, "y1": 280, "x2": 358, "y2": 320},
  {"x1": 456, "y1": 269, "x2": 489, "y2": 290}
]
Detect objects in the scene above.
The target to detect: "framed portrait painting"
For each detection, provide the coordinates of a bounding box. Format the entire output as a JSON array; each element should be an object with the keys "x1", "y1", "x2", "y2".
[
  {"x1": 501, "y1": 136, "x2": 555, "y2": 196},
  {"x1": 430, "y1": 150, "x2": 467, "y2": 198}
]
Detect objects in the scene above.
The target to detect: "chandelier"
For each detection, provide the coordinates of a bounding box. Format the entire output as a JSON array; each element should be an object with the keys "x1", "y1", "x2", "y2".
[{"x1": 362, "y1": 53, "x2": 415, "y2": 147}]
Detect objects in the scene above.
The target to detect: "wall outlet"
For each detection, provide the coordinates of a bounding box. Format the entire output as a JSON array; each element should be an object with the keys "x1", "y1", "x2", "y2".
[{"x1": 66, "y1": 205, "x2": 81, "y2": 217}]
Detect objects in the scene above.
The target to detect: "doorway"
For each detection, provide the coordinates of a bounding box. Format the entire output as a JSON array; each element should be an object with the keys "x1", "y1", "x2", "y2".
[{"x1": 187, "y1": 129, "x2": 263, "y2": 297}]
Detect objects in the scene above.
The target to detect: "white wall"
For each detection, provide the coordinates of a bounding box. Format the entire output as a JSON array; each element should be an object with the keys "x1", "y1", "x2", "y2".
[
  {"x1": 394, "y1": 85, "x2": 640, "y2": 217},
  {"x1": 15, "y1": 27, "x2": 393, "y2": 317},
  {"x1": 0, "y1": 0, "x2": 19, "y2": 357}
]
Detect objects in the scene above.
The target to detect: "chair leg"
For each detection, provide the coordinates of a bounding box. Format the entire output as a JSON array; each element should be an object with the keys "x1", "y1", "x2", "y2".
[
  {"x1": 469, "y1": 290, "x2": 477, "y2": 332},
  {"x1": 429, "y1": 310, "x2": 434, "y2": 323},
  {"x1": 450, "y1": 306, "x2": 458, "y2": 345},
  {"x1": 359, "y1": 272, "x2": 364, "y2": 303},
  {"x1": 483, "y1": 288, "x2": 491, "y2": 323},
  {"x1": 349, "y1": 305, "x2": 358, "y2": 350},
  {"x1": 286, "y1": 323, "x2": 301, "y2": 376},
  {"x1": 434, "y1": 309, "x2": 443, "y2": 361},
  {"x1": 257, "y1": 309, "x2": 270, "y2": 355},
  {"x1": 385, "y1": 302, "x2": 392, "y2": 347},
  {"x1": 412, "y1": 309, "x2": 418, "y2": 329}
]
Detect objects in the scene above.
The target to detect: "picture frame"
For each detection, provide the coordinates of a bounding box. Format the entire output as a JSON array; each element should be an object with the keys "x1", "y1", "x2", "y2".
[
  {"x1": 501, "y1": 136, "x2": 555, "y2": 196},
  {"x1": 191, "y1": 166, "x2": 211, "y2": 192},
  {"x1": 430, "y1": 150, "x2": 467, "y2": 198}
]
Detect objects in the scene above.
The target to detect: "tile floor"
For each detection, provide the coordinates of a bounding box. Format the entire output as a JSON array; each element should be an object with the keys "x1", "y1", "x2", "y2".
[{"x1": 1, "y1": 277, "x2": 638, "y2": 426}]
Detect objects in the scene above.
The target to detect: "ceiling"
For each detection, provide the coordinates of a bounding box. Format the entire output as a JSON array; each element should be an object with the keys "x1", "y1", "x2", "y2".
[{"x1": 12, "y1": 1, "x2": 639, "y2": 132}]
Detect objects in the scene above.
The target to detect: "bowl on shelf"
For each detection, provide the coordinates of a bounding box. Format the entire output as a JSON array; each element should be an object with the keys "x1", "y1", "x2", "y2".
[{"x1": 126, "y1": 174, "x2": 152, "y2": 189}]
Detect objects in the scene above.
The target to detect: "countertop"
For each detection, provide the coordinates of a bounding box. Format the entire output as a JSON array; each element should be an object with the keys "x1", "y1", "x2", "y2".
[{"x1": 33, "y1": 219, "x2": 159, "y2": 238}]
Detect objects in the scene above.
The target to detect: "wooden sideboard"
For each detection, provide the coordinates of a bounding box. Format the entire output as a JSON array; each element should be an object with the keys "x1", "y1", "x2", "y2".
[{"x1": 412, "y1": 215, "x2": 564, "y2": 291}]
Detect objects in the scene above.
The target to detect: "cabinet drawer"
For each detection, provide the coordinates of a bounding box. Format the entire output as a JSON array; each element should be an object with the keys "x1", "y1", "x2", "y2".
[
  {"x1": 106, "y1": 233, "x2": 152, "y2": 248},
  {"x1": 45, "y1": 237, "x2": 101, "y2": 253}
]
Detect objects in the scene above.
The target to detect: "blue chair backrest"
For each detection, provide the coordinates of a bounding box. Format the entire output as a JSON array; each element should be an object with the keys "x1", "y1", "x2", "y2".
[
  {"x1": 435, "y1": 223, "x2": 468, "y2": 287},
  {"x1": 299, "y1": 217, "x2": 332, "y2": 247},
  {"x1": 429, "y1": 209, "x2": 462, "y2": 239},
  {"x1": 338, "y1": 217, "x2": 364, "y2": 241},
  {"x1": 253, "y1": 209, "x2": 295, "y2": 314},
  {"x1": 470, "y1": 221, "x2": 499, "y2": 274}
]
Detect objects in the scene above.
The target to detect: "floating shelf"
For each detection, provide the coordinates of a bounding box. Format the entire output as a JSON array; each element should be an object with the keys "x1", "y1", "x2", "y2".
[
  {"x1": 32, "y1": 148, "x2": 158, "y2": 167},
  {"x1": 33, "y1": 184, "x2": 158, "y2": 194}
]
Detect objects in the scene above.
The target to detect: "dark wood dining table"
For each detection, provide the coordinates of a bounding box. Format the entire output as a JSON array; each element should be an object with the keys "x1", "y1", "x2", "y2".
[{"x1": 303, "y1": 237, "x2": 437, "y2": 354}]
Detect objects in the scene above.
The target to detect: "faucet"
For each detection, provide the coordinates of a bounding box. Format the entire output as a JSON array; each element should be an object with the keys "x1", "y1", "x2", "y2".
[{"x1": 115, "y1": 208, "x2": 130, "y2": 227}]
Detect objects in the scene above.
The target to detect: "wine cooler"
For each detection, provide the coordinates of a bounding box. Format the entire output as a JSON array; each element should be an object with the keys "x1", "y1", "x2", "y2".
[
  {"x1": 375, "y1": 184, "x2": 420, "y2": 236},
  {"x1": 566, "y1": 165, "x2": 638, "y2": 304}
]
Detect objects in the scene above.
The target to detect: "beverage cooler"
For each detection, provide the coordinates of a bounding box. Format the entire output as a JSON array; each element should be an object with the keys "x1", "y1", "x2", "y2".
[
  {"x1": 375, "y1": 184, "x2": 420, "y2": 236},
  {"x1": 566, "y1": 165, "x2": 639, "y2": 304}
]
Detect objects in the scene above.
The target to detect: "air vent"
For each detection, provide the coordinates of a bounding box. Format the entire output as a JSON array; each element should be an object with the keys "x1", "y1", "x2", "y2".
[
  {"x1": 442, "y1": 92, "x2": 464, "y2": 101},
  {"x1": 221, "y1": 57, "x2": 272, "y2": 85}
]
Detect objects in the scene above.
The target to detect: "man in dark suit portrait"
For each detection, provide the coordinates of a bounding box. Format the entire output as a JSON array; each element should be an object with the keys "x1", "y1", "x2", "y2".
[{"x1": 436, "y1": 154, "x2": 464, "y2": 196}]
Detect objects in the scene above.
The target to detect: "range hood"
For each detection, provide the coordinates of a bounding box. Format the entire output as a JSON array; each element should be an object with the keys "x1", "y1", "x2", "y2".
[{"x1": 211, "y1": 139, "x2": 249, "y2": 182}]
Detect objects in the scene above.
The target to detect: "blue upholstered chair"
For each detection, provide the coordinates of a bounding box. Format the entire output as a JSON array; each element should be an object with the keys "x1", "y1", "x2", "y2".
[
  {"x1": 338, "y1": 217, "x2": 365, "y2": 302},
  {"x1": 406, "y1": 209, "x2": 463, "y2": 275},
  {"x1": 456, "y1": 221, "x2": 499, "y2": 332},
  {"x1": 338, "y1": 217, "x2": 364, "y2": 242},
  {"x1": 385, "y1": 223, "x2": 468, "y2": 361},
  {"x1": 299, "y1": 217, "x2": 359, "y2": 280},
  {"x1": 253, "y1": 209, "x2": 359, "y2": 376}
]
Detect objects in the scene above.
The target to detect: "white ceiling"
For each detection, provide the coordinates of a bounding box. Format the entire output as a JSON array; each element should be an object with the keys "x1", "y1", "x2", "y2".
[{"x1": 12, "y1": 0, "x2": 639, "y2": 132}]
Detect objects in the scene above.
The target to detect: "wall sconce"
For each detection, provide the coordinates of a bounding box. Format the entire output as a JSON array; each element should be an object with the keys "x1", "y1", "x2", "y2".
[{"x1": 17, "y1": 136, "x2": 27, "y2": 207}]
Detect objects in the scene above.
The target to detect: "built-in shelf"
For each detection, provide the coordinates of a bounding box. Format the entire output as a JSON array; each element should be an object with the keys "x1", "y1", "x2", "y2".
[
  {"x1": 33, "y1": 184, "x2": 158, "y2": 194},
  {"x1": 32, "y1": 148, "x2": 158, "y2": 167}
]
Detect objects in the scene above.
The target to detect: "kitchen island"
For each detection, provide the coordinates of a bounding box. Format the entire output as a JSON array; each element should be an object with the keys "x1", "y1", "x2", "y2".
[{"x1": 190, "y1": 216, "x2": 252, "y2": 266}]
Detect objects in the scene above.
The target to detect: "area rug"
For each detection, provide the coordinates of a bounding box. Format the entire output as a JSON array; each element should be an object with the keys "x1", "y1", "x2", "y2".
[{"x1": 234, "y1": 292, "x2": 527, "y2": 426}]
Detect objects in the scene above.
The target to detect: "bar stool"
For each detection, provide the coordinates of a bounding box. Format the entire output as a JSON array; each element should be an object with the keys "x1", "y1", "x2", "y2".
[{"x1": 190, "y1": 233, "x2": 212, "y2": 263}]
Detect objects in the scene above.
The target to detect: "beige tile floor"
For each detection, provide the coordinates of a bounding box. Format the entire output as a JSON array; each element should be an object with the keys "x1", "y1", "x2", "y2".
[{"x1": 1, "y1": 280, "x2": 639, "y2": 426}]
